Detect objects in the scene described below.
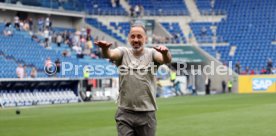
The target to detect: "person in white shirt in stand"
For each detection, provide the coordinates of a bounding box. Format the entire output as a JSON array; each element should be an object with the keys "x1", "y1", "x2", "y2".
[
  {"x1": 16, "y1": 64, "x2": 24, "y2": 78},
  {"x1": 14, "y1": 15, "x2": 20, "y2": 30},
  {"x1": 45, "y1": 17, "x2": 51, "y2": 29},
  {"x1": 73, "y1": 44, "x2": 83, "y2": 58}
]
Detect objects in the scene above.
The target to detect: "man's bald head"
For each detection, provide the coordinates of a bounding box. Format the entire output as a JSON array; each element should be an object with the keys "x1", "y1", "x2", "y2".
[
  {"x1": 128, "y1": 23, "x2": 147, "y2": 53},
  {"x1": 130, "y1": 23, "x2": 147, "y2": 34}
]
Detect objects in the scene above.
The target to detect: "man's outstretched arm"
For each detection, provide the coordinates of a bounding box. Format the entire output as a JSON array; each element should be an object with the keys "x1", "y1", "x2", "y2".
[
  {"x1": 153, "y1": 45, "x2": 172, "y2": 64},
  {"x1": 94, "y1": 41, "x2": 122, "y2": 61}
]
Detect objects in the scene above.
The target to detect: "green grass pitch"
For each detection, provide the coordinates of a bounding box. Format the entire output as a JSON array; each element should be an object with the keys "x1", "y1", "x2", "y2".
[{"x1": 1, "y1": 94, "x2": 276, "y2": 136}]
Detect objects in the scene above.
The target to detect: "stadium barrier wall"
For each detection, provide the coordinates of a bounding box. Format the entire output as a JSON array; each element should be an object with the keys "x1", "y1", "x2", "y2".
[
  {"x1": 0, "y1": 78, "x2": 80, "y2": 95},
  {"x1": 238, "y1": 75, "x2": 276, "y2": 94}
]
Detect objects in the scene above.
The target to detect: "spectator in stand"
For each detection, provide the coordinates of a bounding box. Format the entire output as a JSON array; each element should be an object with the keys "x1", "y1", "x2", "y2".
[
  {"x1": 83, "y1": 44, "x2": 91, "y2": 56},
  {"x1": 86, "y1": 27, "x2": 91, "y2": 36},
  {"x1": 30, "y1": 67, "x2": 37, "y2": 78},
  {"x1": 14, "y1": 15, "x2": 20, "y2": 30},
  {"x1": 201, "y1": 26, "x2": 207, "y2": 37},
  {"x1": 44, "y1": 27, "x2": 50, "y2": 40},
  {"x1": 62, "y1": 50, "x2": 71, "y2": 57},
  {"x1": 80, "y1": 35, "x2": 87, "y2": 48},
  {"x1": 23, "y1": 20, "x2": 30, "y2": 31},
  {"x1": 4, "y1": 19, "x2": 12, "y2": 28},
  {"x1": 44, "y1": 38, "x2": 51, "y2": 49},
  {"x1": 245, "y1": 66, "x2": 250, "y2": 74},
  {"x1": 235, "y1": 61, "x2": 241, "y2": 74},
  {"x1": 267, "y1": 58, "x2": 273, "y2": 74},
  {"x1": 111, "y1": 0, "x2": 116, "y2": 8},
  {"x1": 45, "y1": 17, "x2": 52, "y2": 30},
  {"x1": 67, "y1": 32, "x2": 74, "y2": 48},
  {"x1": 250, "y1": 69, "x2": 255, "y2": 75},
  {"x1": 3, "y1": 26, "x2": 13, "y2": 37},
  {"x1": 19, "y1": 20, "x2": 24, "y2": 31},
  {"x1": 51, "y1": 32, "x2": 57, "y2": 43},
  {"x1": 28, "y1": 18, "x2": 33, "y2": 31},
  {"x1": 73, "y1": 44, "x2": 83, "y2": 58},
  {"x1": 130, "y1": 6, "x2": 134, "y2": 17},
  {"x1": 63, "y1": 31, "x2": 69, "y2": 44},
  {"x1": 86, "y1": 36, "x2": 93, "y2": 50},
  {"x1": 135, "y1": 5, "x2": 140, "y2": 17},
  {"x1": 31, "y1": 34, "x2": 41, "y2": 43},
  {"x1": 16, "y1": 64, "x2": 24, "y2": 78},
  {"x1": 56, "y1": 33, "x2": 63, "y2": 47},
  {"x1": 173, "y1": 33, "x2": 179, "y2": 43},
  {"x1": 73, "y1": 31, "x2": 80, "y2": 47},
  {"x1": 38, "y1": 17, "x2": 44, "y2": 32},
  {"x1": 261, "y1": 67, "x2": 267, "y2": 74},
  {"x1": 81, "y1": 27, "x2": 87, "y2": 37}
]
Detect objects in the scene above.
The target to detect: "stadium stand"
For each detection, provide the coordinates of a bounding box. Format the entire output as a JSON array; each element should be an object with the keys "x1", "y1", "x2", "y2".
[
  {"x1": 206, "y1": 0, "x2": 276, "y2": 72},
  {"x1": 52, "y1": 27, "x2": 76, "y2": 33},
  {"x1": 0, "y1": 55, "x2": 18, "y2": 78},
  {"x1": 128, "y1": 0, "x2": 189, "y2": 16},
  {"x1": 81, "y1": 0, "x2": 128, "y2": 15},
  {"x1": 110, "y1": 21, "x2": 130, "y2": 38},
  {"x1": 189, "y1": 22, "x2": 224, "y2": 43},
  {"x1": 0, "y1": 23, "x2": 116, "y2": 78},
  {"x1": 195, "y1": 0, "x2": 226, "y2": 15},
  {"x1": 86, "y1": 18, "x2": 126, "y2": 43},
  {"x1": 161, "y1": 22, "x2": 186, "y2": 44},
  {"x1": 2, "y1": 0, "x2": 81, "y2": 11},
  {"x1": 0, "y1": 0, "x2": 126, "y2": 15},
  {"x1": 195, "y1": 0, "x2": 212, "y2": 14}
]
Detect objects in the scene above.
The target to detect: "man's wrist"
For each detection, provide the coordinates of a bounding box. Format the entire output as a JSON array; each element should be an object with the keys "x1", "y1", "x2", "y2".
[
  {"x1": 102, "y1": 47, "x2": 110, "y2": 51},
  {"x1": 162, "y1": 51, "x2": 169, "y2": 55}
]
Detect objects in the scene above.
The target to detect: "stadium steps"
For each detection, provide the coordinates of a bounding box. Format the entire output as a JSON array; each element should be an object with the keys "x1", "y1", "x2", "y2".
[
  {"x1": 97, "y1": 19, "x2": 127, "y2": 41},
  {"x1": 0, "y1": 50, "x2": 20, "y2": 64},
  {"x1": 178, "y1": 21, "x2": 198, "y2": 45},
  {"x1": 183, "y1": 0, "x2": 201, "y2": 20},
  {"x1": 85, "y1": 18, "x2": 127, "y2": 44},
  {"x1": 119, "y1": 0, "x2": 131, "y2": 15}
]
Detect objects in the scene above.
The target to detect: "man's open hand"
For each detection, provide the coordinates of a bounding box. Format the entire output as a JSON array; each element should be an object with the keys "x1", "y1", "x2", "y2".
[
  {"x1": 153, "y1": 45, "x2": 169, "y2": 54},
  {"x1": 94, "y1": 41, "x2": 112, "y2": 49}
]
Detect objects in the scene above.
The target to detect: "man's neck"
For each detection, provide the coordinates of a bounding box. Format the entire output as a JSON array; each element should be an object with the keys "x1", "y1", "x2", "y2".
[{"x1": 132, "y1": 48, "x2": 144, "y2": 56}]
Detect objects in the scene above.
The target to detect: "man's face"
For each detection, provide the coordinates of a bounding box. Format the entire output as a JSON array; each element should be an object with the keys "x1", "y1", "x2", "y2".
[{"x1": 128, "y1": 26, "x2": 147, "y2": 52}]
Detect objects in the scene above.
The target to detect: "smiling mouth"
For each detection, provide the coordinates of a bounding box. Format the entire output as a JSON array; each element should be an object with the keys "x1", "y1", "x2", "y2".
[
  {"x1": 132, "y1": 43, "x2": 141, "y2": 49},
  {"x1": 133, "y1": 45, "x2": 140, "y2": 49}
]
